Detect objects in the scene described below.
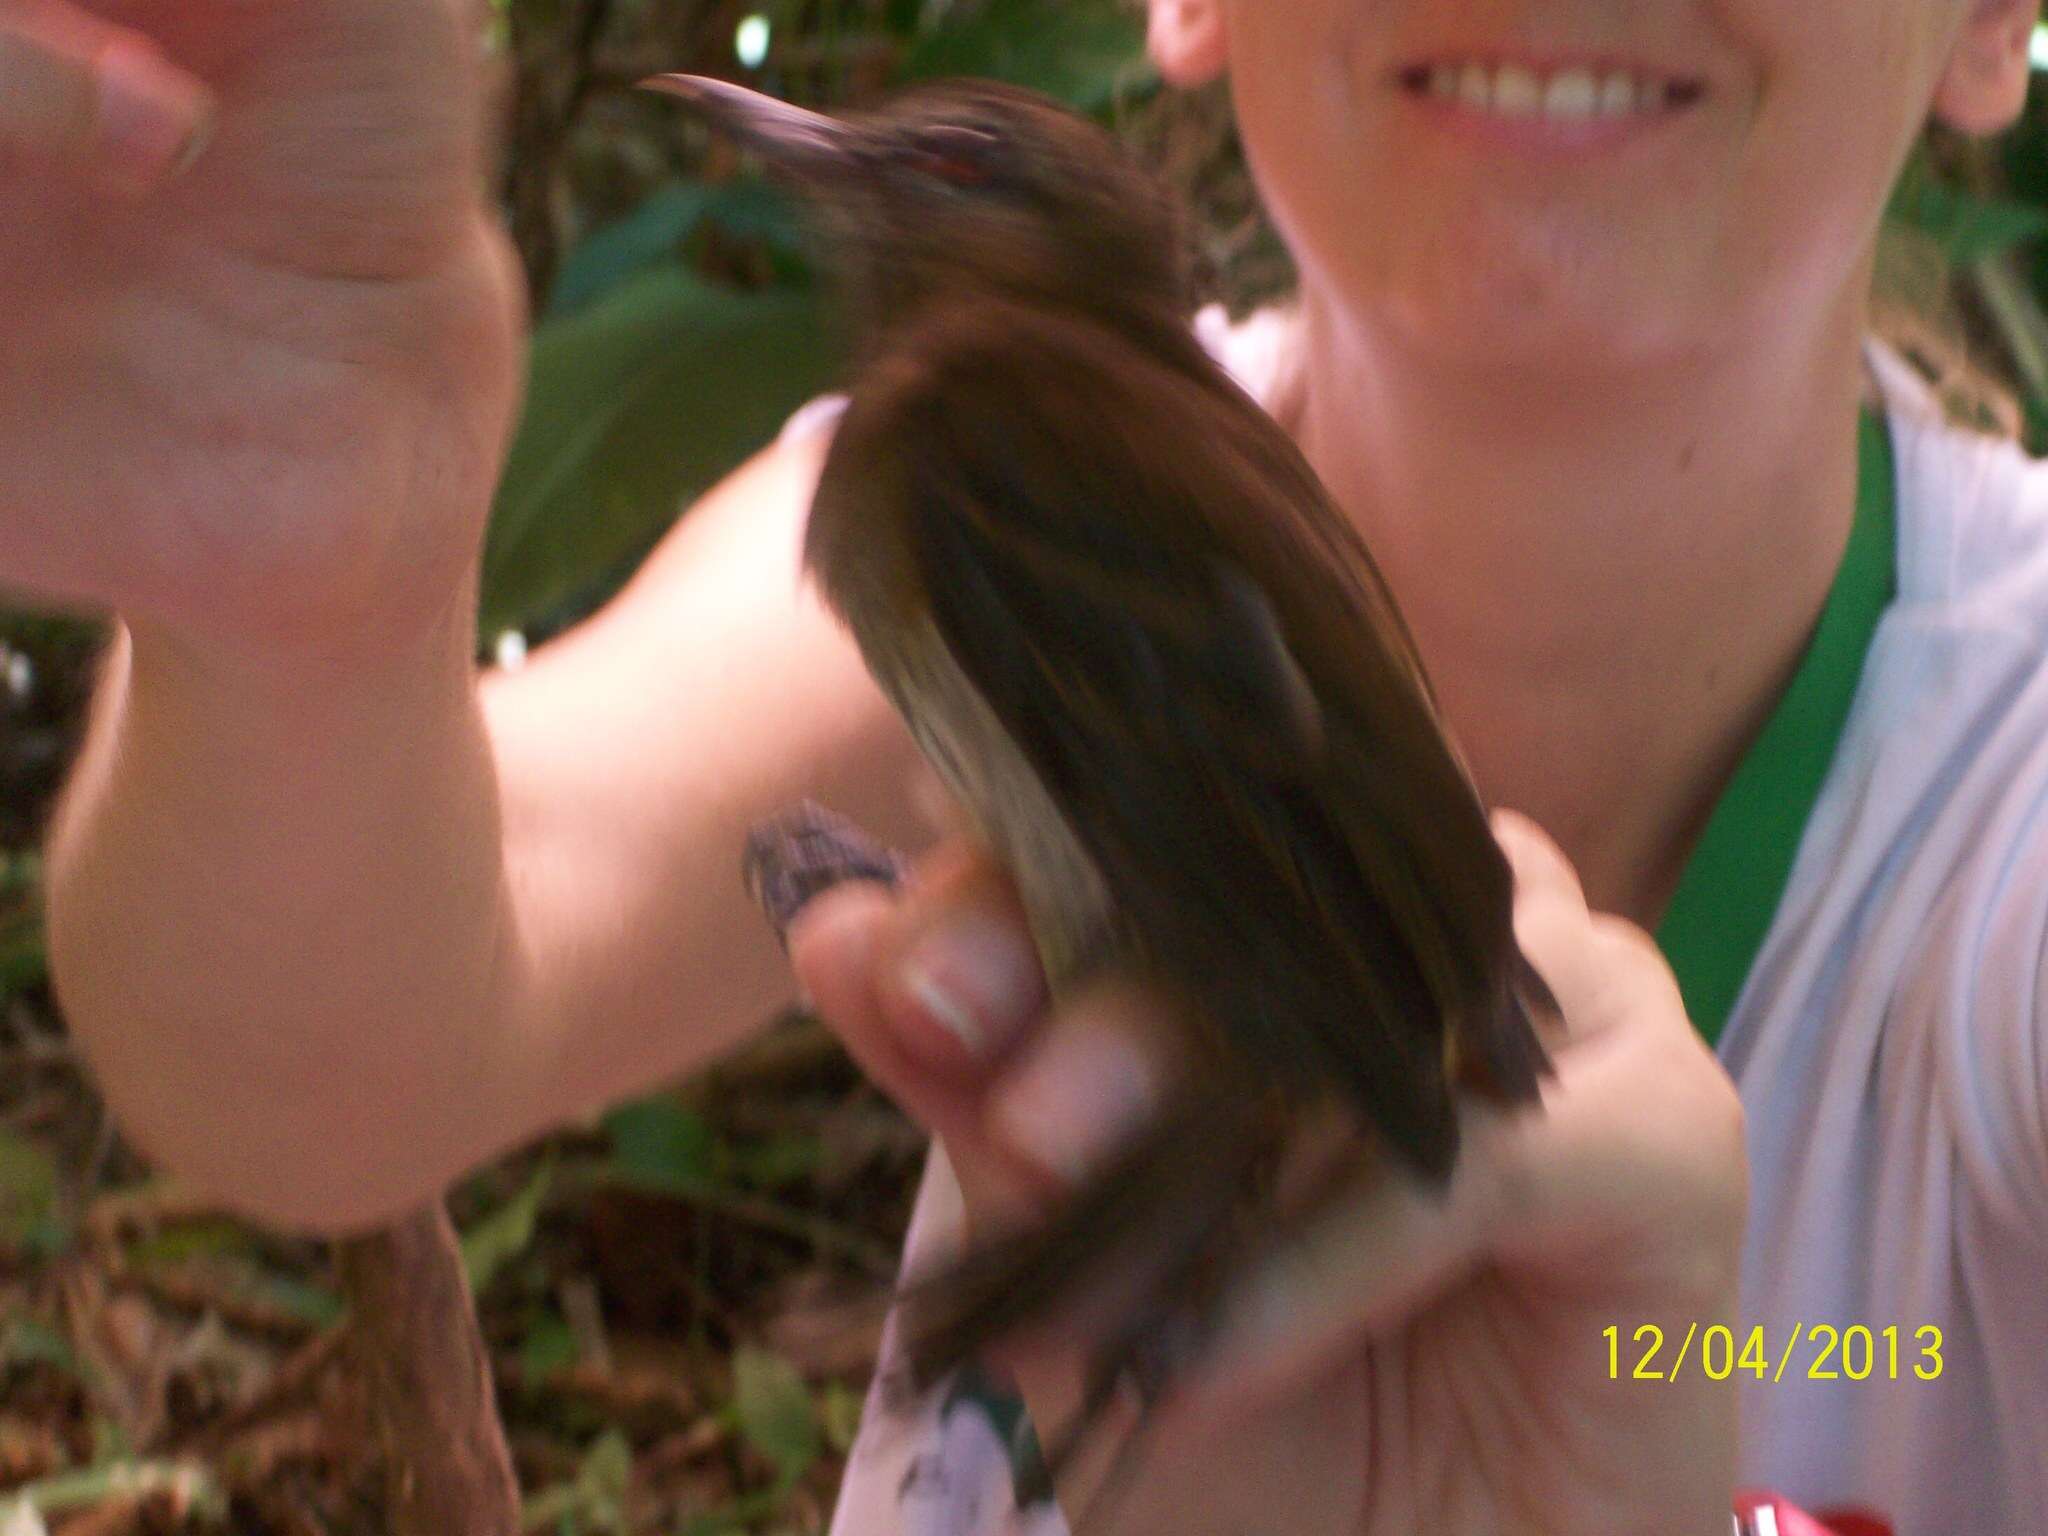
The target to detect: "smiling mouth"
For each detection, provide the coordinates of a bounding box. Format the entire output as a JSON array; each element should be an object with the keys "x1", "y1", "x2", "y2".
[{"x1": 1395, "y1": 61, "x2": 1706, "y2": 122}]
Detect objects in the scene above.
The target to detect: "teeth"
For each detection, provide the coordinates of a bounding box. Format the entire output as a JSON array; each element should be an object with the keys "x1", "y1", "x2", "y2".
[
  {"x1": 1542, "y1": 69, "x2": 1598, "y2": 119},
  {"x1": 1411, "y1": 61, "x2": 1695, "y2": 120},
  {"x1": 1492, "y1": 64, "x2": 1542, "y2": 116},
  {"x1": 1458, "y1": 62, "x2": 1491, "y2": 110}
]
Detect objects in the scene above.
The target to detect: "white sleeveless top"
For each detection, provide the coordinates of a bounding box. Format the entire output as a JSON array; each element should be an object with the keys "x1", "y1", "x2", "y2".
[{"x1": 808, "y1": 314, "x2": 2048, "y2": 1536}]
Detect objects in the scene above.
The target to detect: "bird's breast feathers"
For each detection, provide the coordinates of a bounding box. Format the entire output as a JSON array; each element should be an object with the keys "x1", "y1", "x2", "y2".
[{"x1": 863, "y1": 606, "x2": 1121, "y2": 989}]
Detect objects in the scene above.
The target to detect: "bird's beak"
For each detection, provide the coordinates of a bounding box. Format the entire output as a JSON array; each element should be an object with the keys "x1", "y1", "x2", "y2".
[{"x1": 639, "y1": 74, "x2": 855, "y2": 180}]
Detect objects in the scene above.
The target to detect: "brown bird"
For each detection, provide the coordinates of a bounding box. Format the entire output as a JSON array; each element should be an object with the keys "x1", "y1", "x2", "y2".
[{"x1": 645, "y1": 72, "x2": 1556, "y2": 1502}]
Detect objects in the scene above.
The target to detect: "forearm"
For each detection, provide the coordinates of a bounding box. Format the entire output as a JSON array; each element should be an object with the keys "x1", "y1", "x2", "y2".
[
  {"x1": 44, "y1": 584, "x2": 527, "y2": 1232},
  {"x1": 41, "y1": 420, "x2": 933, "y2": 1234}
]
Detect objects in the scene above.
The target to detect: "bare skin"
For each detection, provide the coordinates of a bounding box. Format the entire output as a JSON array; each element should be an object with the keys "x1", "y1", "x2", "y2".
[
  {"x1": 5, "y1": 0, "x2": 930, "y2": 1227},
  {"x1": 1180, "y1": 0, "x2": 2039, "y2": 925},
  {"x1": 793, "y1": 815, "x2": 1746, "y2": 1535},
  {"x1": 1, "y1": 0, "x2": 2034, "y2": 1527},
  {"x1": 787, "y1": 0, "x2": 2040, "y2": 1529}
]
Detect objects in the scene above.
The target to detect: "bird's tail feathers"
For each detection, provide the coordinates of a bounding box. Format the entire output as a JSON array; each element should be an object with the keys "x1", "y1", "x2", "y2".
[
  {"x1": 878, "y1": 1080, "x2": 1271, "y2": 1502},
  {"x1": 1450, "y1": 942, "x2": 1560, "y2": 1102}
]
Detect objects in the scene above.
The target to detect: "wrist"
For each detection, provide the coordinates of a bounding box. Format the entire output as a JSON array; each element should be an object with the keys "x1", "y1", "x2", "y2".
[{"x1": 119, "y1": 560, "x2": 482, "y2": 712}]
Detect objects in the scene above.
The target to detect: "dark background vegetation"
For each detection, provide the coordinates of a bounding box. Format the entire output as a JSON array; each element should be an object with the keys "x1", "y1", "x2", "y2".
[{"x1": 5, "y1": 2, "x2": 2048, "y2": 1530}]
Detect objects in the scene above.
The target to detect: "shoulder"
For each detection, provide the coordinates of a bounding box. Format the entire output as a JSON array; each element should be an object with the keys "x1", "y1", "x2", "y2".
[
  {"x1": 1193, "y1": 301, "x2": 1305, "y2": 416},
  {"x1": 1874, "y1": 339, "x2": 2048, "y2": 637},
  {"x1": 1841, "y1": 343, "x2": 2048, "y2": 871},
  {"x1": 1862, "y1": 343, "x2": 2048, "y2": 1242}
]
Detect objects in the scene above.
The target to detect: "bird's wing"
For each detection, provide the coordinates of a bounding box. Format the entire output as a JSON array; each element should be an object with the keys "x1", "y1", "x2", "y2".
[{"x1": 842, "y1": 307, "x2": 1536, "y2": 1175}]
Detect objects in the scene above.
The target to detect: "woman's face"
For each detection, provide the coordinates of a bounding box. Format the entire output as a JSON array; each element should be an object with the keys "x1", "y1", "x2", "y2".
[{"x1": 1198, "y1": 0, "x2": 2028, "y2": 373}]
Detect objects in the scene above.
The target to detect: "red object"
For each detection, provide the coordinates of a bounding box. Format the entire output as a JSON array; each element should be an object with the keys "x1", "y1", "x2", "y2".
[{"x1": 1734, "y1": 1489, "x2": 1895, "y2": 1536}]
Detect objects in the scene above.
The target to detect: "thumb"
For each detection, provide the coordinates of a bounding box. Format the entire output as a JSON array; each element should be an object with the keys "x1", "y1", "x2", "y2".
[
  {"x1": 0, "y1": 6, "x2": 213, "y2": 189},
  {"x1": 1489, "y1": 805, "x2": 1588, "y2": 914},
  {"x1": 787, "y1": 857, "x2": 1062, "y2": 1234}
]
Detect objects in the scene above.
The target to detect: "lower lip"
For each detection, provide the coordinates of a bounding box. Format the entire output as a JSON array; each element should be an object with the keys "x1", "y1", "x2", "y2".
[{"x1": 1395, "y1": 85, "x2": 1703, "y2": 158}]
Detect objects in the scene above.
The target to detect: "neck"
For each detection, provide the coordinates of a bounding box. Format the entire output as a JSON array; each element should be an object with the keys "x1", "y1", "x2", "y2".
[{"x1": 1287, "y1": 285, "x2": 1876, "y2": 927}]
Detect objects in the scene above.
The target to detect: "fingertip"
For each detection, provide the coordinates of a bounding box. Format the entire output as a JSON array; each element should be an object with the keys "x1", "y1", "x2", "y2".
[
  {"x1": 776, "y1": 392, "x2": 848, "y2": 450},
  {"x1": 1490, "y1": 806, "x2": 1585, "y2": 907},
  {"x1": 787, "y1": 880, "x2": 899, "y2": 1023},
  {"x1": 877, "y1": 903, "x2": 1047, "y2": 1076},
  {"x1": 984, "y1": 981, "x2": 1167, "y2": 1188},
  {"x1": 1489, "y1": 805, "x2": 1548, "y2": 861},
  {"x1": 90, "y1": 35, "x2": 214, "y2": 190},
  {"x1": 853, "y1": 835, "x2": 1040, "y2": 1061},
  {"x1": 1488, "y1": 805, "x2": 1532, "y2": 841}
]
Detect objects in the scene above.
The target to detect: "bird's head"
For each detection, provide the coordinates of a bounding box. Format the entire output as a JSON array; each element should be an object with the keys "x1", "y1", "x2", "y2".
[{"x1": 641, "y1": 75, "x2": 1192, "y2": 349}]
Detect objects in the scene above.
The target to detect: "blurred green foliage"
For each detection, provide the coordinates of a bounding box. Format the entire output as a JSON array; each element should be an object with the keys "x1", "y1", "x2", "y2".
[
  {"x1": 479, "y1": 3, "x2": 2048, "y2": 659},
  {"x1": 480, "y1": 0, "x2": 1156, "y2": 645}
]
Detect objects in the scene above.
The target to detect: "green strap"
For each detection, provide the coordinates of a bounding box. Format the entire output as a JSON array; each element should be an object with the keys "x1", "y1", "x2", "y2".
[{"x1": 1654, "y1": 408, "x2": 1897, "y2": 1046}]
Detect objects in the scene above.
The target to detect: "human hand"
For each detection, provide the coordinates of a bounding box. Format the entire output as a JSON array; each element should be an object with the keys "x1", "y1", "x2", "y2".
[
  {"x1": 792, "y1": 807, "x2": 1745, "y2": 1536},
  {"x1": 0, "y1": 0, "x2": 523, "y2": 662}
]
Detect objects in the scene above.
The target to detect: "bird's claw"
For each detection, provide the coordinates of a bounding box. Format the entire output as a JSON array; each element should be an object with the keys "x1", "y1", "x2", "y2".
[{"x1": 743, "y1": 799, "x2": 912, "y2": 944}]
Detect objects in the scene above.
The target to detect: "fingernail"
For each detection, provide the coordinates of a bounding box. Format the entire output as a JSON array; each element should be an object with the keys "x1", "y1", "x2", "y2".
[
  {"x1": 94, "y1": 40, "x2": 213, "y2": 185},
  {"x1": 898, "y1": 914, "x2": 1044, "y2": 1058},
  {"x1": 778, "y1": 393, "x2": 850, "y2": 447},
  {"x1": 993, "y1": 1028, "x2": 1158, "y2": 1185}
]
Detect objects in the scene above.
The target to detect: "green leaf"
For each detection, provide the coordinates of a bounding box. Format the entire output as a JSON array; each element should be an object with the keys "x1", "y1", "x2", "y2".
[
  {"x1": 898, "y1": 0, "x2": 1154, "y2": 114},
  {"x1": 1, "y1": 1318, "x2": 77, "y2": 1376},
  {"x1": 0, "y1": 1129, "x2": 56, "y2": 1243},
  {"x1": 244, "y1": 1273, "x2": 344, "y2": 1330},
  {"x1": 673, "y1": 1488, "x2": 781, "y2": 1536},
  {"x1": 123, "y1": 1220, "x2": 257, "y2": 1267},
  {"x1": 602, "y1": 1098, "x2": 716, "y2": 1193},
  {"x1": 521, "y1": 1427, "x2": 634, "y2": 1536},
  {"x1": 0, "y1": 851, "x2": 40, "y2": 899},
  {"x1": 518, "y1": 1312, "x2": 580, "y2": 1382},
  {"x1": 726, "y1": 1133, "x2": 822, "y2": 1192},
  {"x1": 87, "y1": 1418, "x2": 129, "y2": 1466},
  {"x1": 114, "y1": 1219, "x2": 342, "y2": 1328},
  {"x1": 0, "y1": 917, "x2": 45, "y2": 995},
  {"x1": 1889, "y1": 169, "x2": 2048, "y2": 266},
  {"x1": 549, "y1": 184, "x2": 724, "y2": 319},
  {"x1": 5, "y1": 1459, "x2": 226, "y2": 1524},
  {"x1": 16, "y1": 1217, "x2": 70, "y2": 1262},
  {"x1": 732, "y1": 1346, "x2": 819, "y2": 1485},
  {"x1": 819, "y1": 1379, "x2": 863, "y2": 1455},
  {"x1": 2, "y1": 851, "x2": 48, "y2": 996},
  {"x1": 460, "y1": 1153, "x2": 556, "y2": 1295},
  {"x1": 482, "y1": 267, "x2": 840, "y2": 638},
  {"x1": 548, "y1": 175, "x2": 815, "y2": 321},
  {"x1": 515, "y1": 1483, "x2": 581, "y2": 1536},
  {"x1": 576, "y1": 1429, "x2": 632, "y2": 1506},
  {"x1": 686, "y1": 178, "x2": 813, "y2": 273}
]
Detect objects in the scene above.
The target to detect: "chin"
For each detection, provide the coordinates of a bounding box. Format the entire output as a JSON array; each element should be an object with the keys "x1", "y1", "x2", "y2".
[
  {"x1": 1302, "y1": 205, "x2": 1720, "y2": 380},
  {"x1": 1353, "y1": 260, "x2": 1711, "y2": 387}
]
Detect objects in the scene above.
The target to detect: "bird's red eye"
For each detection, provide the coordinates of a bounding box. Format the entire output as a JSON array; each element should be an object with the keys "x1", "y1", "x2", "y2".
[
  {"x1": 903, "y1": 125, "x2": 999, "y2": 187},
  {"x1": 918, "y1": 152, "x2": 989, "y2": 186}
]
